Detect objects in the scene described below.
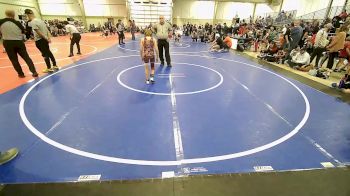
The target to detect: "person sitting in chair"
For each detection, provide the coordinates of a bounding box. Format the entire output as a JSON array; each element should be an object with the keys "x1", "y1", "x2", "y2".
[{"x1": 287, "y1": 47, "x2": 310, "y2": 68}]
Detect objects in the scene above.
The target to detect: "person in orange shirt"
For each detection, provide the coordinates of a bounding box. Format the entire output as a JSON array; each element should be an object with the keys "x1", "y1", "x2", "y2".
[
  {"x1": 210, "y1": 34, "x2": 231, "y2": 52},
  {"x1": 223, "y1": 34, "x2": 232, "y2": 50}
]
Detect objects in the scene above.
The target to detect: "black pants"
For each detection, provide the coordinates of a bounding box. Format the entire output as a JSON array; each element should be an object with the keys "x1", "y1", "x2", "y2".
[
  {"x1": 70, "y1": 33, "x2": 81, "y2": 55},
  {"x1": 131, "y1": 31, "x2": 135, "y2": 40},
  {"x1": 3, "y1": 40, "x2": 37, "y2": 76},
  {"x1": 157, "y1": 39, "x2": 171, "y2": 65},
  {"x1": 287, "y1": 60, "x2": 304, "y2": 68},
  {"x1": 310, "y1": 47, "x2": 325, "y2": 67},
  {"x1": 118, "y1": 31, "x2": 124, "y2": 44},
  {"x1": 289, "y1": 39, "x2": 300, "y2": 51},
  {"x1": 327, "y1": 52, "x2": 338, "y2": 69},
  {"x1": 35, "y1": 39, "x2": 56, "y2": 69}
]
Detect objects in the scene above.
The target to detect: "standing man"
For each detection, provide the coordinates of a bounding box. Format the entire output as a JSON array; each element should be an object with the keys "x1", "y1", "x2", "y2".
[
  {"x1": 0, "y1": 10, "x2": 38, "y2": 78},
  {"x1": 290, "y1": 20, "x2": 303, "y2": 51},
  {"x1": 309, "y1": 23, "x2": 331, "y2": 68},
  {"x1": 129, "y1": 19, "x2": 136, "y2": 41},
  {"x1": 25, "y1": 9, "x2": 58, "y2": 73},
  {"x1": 116, "y1": 19, "x2": 125, "y2": 45},
  {"x1": 64, "y1": 21, "x2": 81, "y2": 57},
  {"x1": 153, "y1": 15, "x2": 172, "y2": 67}
]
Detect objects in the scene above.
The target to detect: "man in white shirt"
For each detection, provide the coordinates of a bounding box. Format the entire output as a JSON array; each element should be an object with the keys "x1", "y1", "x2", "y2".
[
  {"x1": 25, "y1": 9, "x2": 58, "y2": 73},
  {"x1": 64, "y1": 21, "x2": 81, "y2": 57},
  {"x1": 309, "y1": 23, "x2": 332, "y2": 68},
  {"x1": 153, "y1": 15, "x2": 172, "y2": 66},
  {"x1": 287, "y1": 47, "x2": 310, "y2": 68}
]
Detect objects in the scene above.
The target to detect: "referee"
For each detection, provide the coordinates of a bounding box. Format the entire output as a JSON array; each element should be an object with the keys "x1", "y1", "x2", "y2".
[
  {"x1": 153, "y1": 16, "x2": 172, "y2": 67},
  {"x1": 25, "y1": 9, "x2": 58, "y2": 73},
  {"x1": 0, "y1": 10, "x2": 38, "y2": 78},
  {"x1": 63, "y1": 21, "x2": 81, "y2": 57}
]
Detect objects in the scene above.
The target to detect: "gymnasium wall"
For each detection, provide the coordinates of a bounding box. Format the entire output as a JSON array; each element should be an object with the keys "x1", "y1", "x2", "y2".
[
  {"x1": 281, "y1": 0, "x2": 346, "y2": 17},
  {"x1": 215, "y1": 2, "x2": 254, "y2": 20},
  {"x1": 83, "y1": 0, "x2": 127, "y2": 17},
  {"x1": 84, "y1": 0, "x2": 127, "y2": 26},
  {"x1": 172, "y1": 0, "x2": 278, "y2": 25},
  {"x1": 254, "y1": 3, "x2": 274, "y2": 18},
  {"x1": 173, "y1": 0, "x2": 215, "y2": 21},
  {"x1": 0, "y1": 0, "x2": 41, "y2": 19},
  {"x1": 38, "y1": 0, "x2": 81, "y2": 16},
  {"x1": 37, "y1": 0, "x2": 127, "y2": 26}
]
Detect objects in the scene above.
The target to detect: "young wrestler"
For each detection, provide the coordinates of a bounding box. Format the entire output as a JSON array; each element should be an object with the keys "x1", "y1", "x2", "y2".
[{"x1": 140, "y1": 29, "x2": 159, "y2": 84}]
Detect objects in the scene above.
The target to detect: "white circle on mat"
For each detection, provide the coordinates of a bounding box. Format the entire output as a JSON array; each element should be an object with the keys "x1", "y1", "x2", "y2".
[
  {"x1": 170, "y1": 43, "x2": 190, "y2": 48},
  {"x1": 117, "y1": 62, "x2": 223, "y2": 96},
  {"x1": 19, "y1": 54, "x2": 310, "y2": 166}
]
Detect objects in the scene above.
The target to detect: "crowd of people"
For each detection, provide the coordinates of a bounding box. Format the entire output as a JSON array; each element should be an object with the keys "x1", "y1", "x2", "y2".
[
  {"x1": 253, "y1": 11, "x2": 350, "y2": 91},
  {"x1": 136, "y1": 9, "x2": 350, "y2": 91},
  {"x1": 163, "y1": 10, "x2": 350, "y2": 91},
  {"x1": 196, "y1": 11, "x2": 350, "y2": 91},
  {"x1": 90, "y1": 19, "x2": 138, "y2": 43}
]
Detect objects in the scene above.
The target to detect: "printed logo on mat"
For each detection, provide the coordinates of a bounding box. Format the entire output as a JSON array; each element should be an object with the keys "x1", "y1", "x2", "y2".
[
  {"x1": 320, "y1": 162, "x2": 335, "y2": 168},
  {"x1": 78, "y1": 175, "x2": 101, "y2": 182},
  {"x1": 254, "y1": 166, "x2": 274, "y2": 172},
  {"x1": 182, "y1": 167, "x2": 208, "y2": 174},
  {"x1": 162, "y1": 171, "x2": 175, "y2": 179}
]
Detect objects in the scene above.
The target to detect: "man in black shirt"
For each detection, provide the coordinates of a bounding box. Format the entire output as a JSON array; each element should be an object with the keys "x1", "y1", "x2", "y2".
[{"x1": 284, "y1": 24, "x2": 291, "y2": 50}]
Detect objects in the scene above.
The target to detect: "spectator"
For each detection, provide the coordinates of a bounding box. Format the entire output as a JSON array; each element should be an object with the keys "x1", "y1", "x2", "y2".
[
  {"x1": 290, "y1": 20, "x2": 303, "y2": 50},
  {"x1": 191, "y1": 29, "x2": 198, "y2": 42},
  {"x1": 129, "y1": 19, "x2": 136, "y2": 40},
  {"x1": 309, "y1": 23, "x2": 332, "y2": 68},
  {"x1": 283, "y1": 23, "x2": 291, "y2": 50},
  {"x1": 198, "y1": 26, "x2": 204, "y2": 42},
  {"x1": 287, "y1": 47, "x2": 310, "y2": 68},
  {"x1": 339, "y1": 9, "x2": 348, "y2": 20},
  {"x1": 334, "y1": 36, "x2": 350, "y2": 72},
  {"x1": 326, "y1": 25, "x2": 347, "y2": 69}
]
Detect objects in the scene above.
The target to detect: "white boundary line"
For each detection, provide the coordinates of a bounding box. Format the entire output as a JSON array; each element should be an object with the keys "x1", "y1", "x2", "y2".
[
  {"x1": 304, "y1": 136, "x2": 343, "y2": 165},
  {"x1": 169, "y1": 43, "x2": 191, "y2": 48},
  {"x1": 117, "y1": 41, "x2": 208, "y2": 54},
  {"x1": 117, "y1": 63, "x2": 223, "y2": 96},
  {"x1": 19, "y1": 54, "x2": 310, "y2": 166},
  {"x1": 169, "y1": 74, "x2": 185, "y2": 162}
]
